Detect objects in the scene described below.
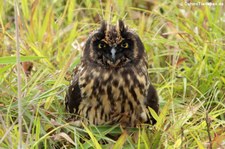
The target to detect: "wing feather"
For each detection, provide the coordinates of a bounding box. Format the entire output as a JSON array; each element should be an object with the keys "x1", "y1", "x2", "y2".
[
  {"x1": 146, "y1": 84, "x2": 159, "y2": 124},
  {"x1": 65, "y1": 67, "x2": 82, "y2": 113}
]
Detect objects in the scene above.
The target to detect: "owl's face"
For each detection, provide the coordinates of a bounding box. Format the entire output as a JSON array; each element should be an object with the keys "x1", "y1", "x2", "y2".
[{"x1": 83, "y1": 20, "x2": 145, "y2": 68}]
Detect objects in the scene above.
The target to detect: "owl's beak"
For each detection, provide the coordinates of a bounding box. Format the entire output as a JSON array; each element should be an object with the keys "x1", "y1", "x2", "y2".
[{"x1": 111, "y1": 48, "x2": 116, "y2": 62}]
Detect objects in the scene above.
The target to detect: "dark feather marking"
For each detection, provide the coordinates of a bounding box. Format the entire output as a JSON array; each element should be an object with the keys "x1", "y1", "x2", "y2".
[
  {"x1": 125, "y1": 68, "x2": 140, "y2": 86},
  {"x1": 93, "y1": 79, "x2": 100, "y2": 96},
  {"x1": 79, "y1": 82, "x2": 87, "y2": 88},
  {"x1": 107, "y1": 85, "x2": 113, "y2": 105},
  {"x1": 102, "y1": 73, "x2": 113, "y2": 86},
  {"x1": 86, "y1": 106, "x2": 92, "y2": 118},
  {"x1": 128, "y1": 100, "x2": 134, "y2": 113},
  {"x1": 100, "y1": 108, "x2": 104, "y2": 120},
  {"x1": 112, "y1": 79, "x2": 119, "y2": 87},
  {"x1": 129, "y1": 87, "x2": 139, "y2": 105},
  {"x1": 99, "y1": 87, "x2": 106, "y2": 95},
  {"x1": 138, "y1": 83, "x2": 145, "y2": 95},
  {"x1": 95, "y1": 97, "x2": 102, "y2": 110},
  {"x1": 119, "y1": 86, "x2": 127, "y2": 113}
]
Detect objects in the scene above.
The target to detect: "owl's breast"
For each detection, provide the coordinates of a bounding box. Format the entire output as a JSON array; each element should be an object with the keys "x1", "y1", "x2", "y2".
[{"x1": 78, "y1": 64, "x2": 149, "y2": 126}]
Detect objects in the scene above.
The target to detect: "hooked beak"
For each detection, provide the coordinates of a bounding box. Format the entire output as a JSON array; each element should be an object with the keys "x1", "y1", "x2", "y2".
[{"x1": 110, "y1": 47, "x2": 116, "y2": 63}]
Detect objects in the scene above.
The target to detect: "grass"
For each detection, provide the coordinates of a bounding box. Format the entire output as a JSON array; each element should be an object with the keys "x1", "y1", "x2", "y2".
[{"x1": 0, "y1": 0, "x2": 225, "y2": 148}]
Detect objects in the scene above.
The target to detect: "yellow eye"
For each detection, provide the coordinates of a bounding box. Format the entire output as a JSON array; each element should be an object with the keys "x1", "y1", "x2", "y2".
[
  {"x1": 121, "y1": 42, "x2": 129, "y2": 48},
  {"x1": 98, "y1": 42, "x2": 106, "y2": 49}
]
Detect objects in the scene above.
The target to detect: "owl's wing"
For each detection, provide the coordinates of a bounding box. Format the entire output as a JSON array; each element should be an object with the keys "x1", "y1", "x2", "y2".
[
  {"x1": 65, "y1": 67, "x2": 82, "y2": 113},
  {"x1": 146, "y1": 84, "x2": 159, "y2": 124}
]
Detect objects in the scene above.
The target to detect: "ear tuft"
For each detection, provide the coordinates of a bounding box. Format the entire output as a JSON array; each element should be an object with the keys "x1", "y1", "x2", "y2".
[
  {"x1": 117, "y1": 20, "x2": 126, "y2": 32},
  {"x1": 99, "y1": 20, "x2": 107, "y2": 32}
]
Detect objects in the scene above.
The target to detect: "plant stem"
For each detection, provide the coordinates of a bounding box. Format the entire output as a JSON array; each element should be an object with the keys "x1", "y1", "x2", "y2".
[{"x1": 14, "y1": 0, "x2": 23, "y2": 148}]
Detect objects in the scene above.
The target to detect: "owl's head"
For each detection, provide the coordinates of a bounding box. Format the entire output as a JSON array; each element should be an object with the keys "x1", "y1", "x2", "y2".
[{"x1": 83, "y1": 20, "x2": 145, "y2": 68}]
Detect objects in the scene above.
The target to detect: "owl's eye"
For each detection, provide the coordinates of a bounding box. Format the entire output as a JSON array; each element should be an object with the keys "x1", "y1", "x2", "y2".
[
  {"x1": 121, "y1": 42, "x2": 129, "y2": 48},
  {"x1": 98, "y1": 42, "x2": 106, "y2": 49}
]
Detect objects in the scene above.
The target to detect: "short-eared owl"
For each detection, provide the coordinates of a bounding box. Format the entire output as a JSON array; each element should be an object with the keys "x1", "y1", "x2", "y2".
[{"x1": 65, "y1": 20, "x2": 159, "y2": 127}]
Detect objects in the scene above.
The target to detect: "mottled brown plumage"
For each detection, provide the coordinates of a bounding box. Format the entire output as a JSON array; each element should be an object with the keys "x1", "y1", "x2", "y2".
[{"x1": 65, "y1": 20, "x2": 159, "y2": 127}]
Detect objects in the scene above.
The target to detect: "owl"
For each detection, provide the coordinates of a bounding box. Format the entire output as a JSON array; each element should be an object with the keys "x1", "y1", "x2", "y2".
[{"x1": 65, "y1": 20, "x2": 159, "y2": 127}]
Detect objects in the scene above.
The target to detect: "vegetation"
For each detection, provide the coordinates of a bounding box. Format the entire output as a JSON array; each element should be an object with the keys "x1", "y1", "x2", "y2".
[{"x1": 0, "y1": 0, "x2": 224, "y2": 148}]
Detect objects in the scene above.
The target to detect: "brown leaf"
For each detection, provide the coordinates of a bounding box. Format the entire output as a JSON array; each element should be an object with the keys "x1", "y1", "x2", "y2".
[
  {"x1": 53, "y1": 132, "x2": 76, "y2": 146},
  {"x1": 212, "y1": 134, "x2": 225, "y2": 148},
  {"x1": 21, "y1": 61, "x2": 33, "y2": 76},
  {"x1": 176, "y1": 57, "x2": 187, "y2": 66}
]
